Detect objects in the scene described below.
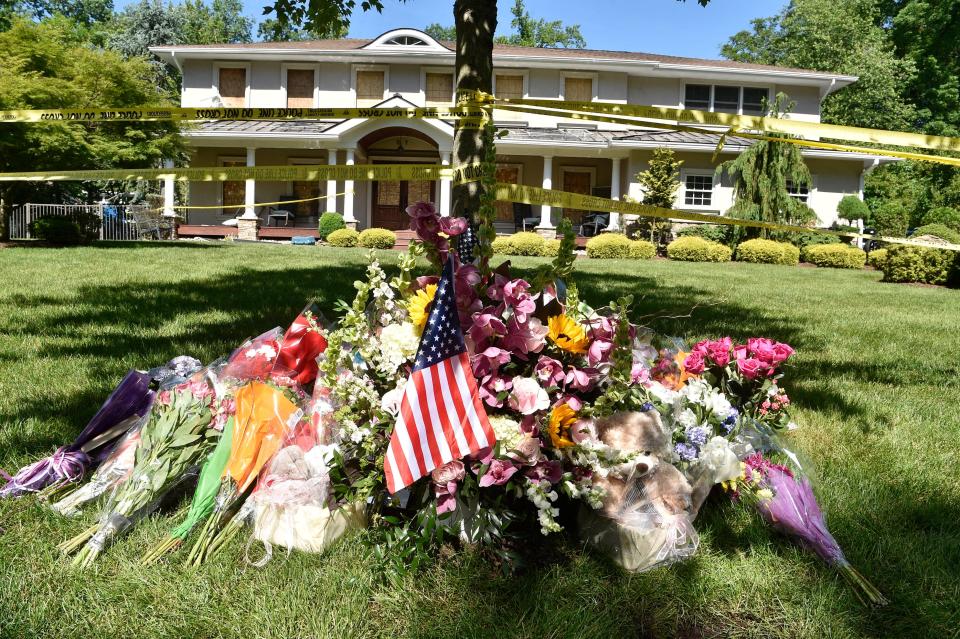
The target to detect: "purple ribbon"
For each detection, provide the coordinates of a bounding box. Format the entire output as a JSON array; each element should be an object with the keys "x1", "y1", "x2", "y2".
[{"x1": 1, "y1": 369, "x2": 154, "y2": 498}]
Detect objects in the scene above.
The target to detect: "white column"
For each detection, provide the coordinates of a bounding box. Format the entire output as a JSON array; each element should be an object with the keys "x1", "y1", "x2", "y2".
[
  {"x1": 607, "y1": 157, "x2": 622, "y2": 231},
  {"x1": 240, "y1": 147, "x2": 257, "y2": 219},
  {"x1": 162, "y1": 158, "x2": 175, "y2": 219},
  {"x1": 538, "y1": 155, "x2": 554, "y2": 229},
  {"x1": 439, "y1": 152, "x2": 451, "y2": 217},
  {"x1": 343, "y1": 148, "x2": 356, "y2": 225},
  {"x1": 326, "y1": 149, "x2": 338, "y2": 213}
]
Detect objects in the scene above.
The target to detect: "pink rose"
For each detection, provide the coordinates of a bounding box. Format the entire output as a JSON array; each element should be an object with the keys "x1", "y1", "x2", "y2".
[
  {"x1": 771, "y1": 342, "x2": 795, "y2": 365},
  {"x1": 734, "y1": 345, "x2": 748, "y2": 361},
  {"x1": 406, "y1": 201, "x2": 437, "y2": 219},
  {"x1": 508, "y1": 376, "x2": 550, "y2": 415},
  {"x1": 706, "y1": 337, "x2": 732, "y2": 367},
  {"x1": 509, "y1": 436, "x2": 543, "y2": 465},
  {"x1": 747, "y1": 338, "x2": 777, "y2": 364},
  {"x1": 431, "y1": 459, "x2": 465, "y2": 485},
  {"x1": 737, "y1": 357, "x2": 765, "y2": 380},
  {"x1": 691, "y1": 339, "x2": 710, "y2": 356},
  {"x1": 683, "y1": 350, "x2": 706, "y2": 375},
  {"x1": 479, "y1": 458, "x2": 519, "y2": 487}
]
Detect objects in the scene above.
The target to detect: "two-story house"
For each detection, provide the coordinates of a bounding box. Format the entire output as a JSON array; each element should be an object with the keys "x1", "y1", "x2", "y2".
[{"x1": 150, "y1": 28, "x2": 891, "y2": 237}]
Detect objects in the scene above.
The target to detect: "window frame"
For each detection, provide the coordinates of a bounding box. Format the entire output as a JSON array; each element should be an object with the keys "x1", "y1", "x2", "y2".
[
  {"x1": 682, "y1": 82, "x2": 771, "y2": 115},
  {"x1": 679, "y1": 169, "x2": 716, "y2": 210},
  {"x1": 560, "y1": 72, "x2": 598, "y2": 103},
  {"x1": 786, "y1": 176, "x2": 815, "y2": 204},
  {"x1": 420, "y1": 66, "x2": 455, "y2": 106},
  {"x1": 352, "y1": 64, "x2": 390, "y2": 106},
  {"x1": 281, "y1": 64, "x2": 319, "y2": 109},
  {"x1": 493, "y1": 71, "x2": 529, "y2": 100},
  {"x1": 212, "y1": 63, "x2": 251, "y2": 108}
]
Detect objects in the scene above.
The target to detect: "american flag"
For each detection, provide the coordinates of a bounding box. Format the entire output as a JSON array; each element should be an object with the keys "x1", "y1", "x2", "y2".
[{"x1": 384, "y1": 258, "x2": 495, "y2": 495}]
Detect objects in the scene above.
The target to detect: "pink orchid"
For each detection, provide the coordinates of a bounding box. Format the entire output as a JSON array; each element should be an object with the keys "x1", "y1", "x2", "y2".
[
  {"x1": 630, "y1": 361, "x2": 650, "y2": 385},
  {"x1": 472, "y1": 346, "x2": 512, "y2": 379},
  {"x1": 557, "y1": 395, "x2": 583, "y2": 412},
  {"x1": 502, "y1": 279, "x2": 536, "y2": 323},
  {"x1": 479, "y1": 374, "x2": 513, "y2": 408},
  {"x1": 415, "y1": 275, "x2": 440, "y2": 290},
  {"x1": 478, "y1": 458, "x2": 519, "y2": 487},
  {"x1": 570, "y1": 418, "x2": 598, "y2": 444},
  {"x1": 486, "y1": 273, "x2": 509, "y2": 301},
  {"x1": 439, "y1": 216, "x2": 468, "y2": 236},
  {"x1": 564, "y1": 367, "x2": 593, "y2": 391},
  {"x1": 500, "y1": 316, "x2": 548, "y2": 357},
  {"x1": 520, "y1": 415, "x2": 539, "y2": 437},
  {"x1": 587, "y1": 316, "x2": 616, "y2": 341},
  {"x1": 469, "y1": 311, "x2": 507, "y2": 350},
  {"x1": 535, "y1": 355, "x2": 565, "y2": 387},
  {"x1": 431, "y1": 459, "x2": 464, "y2": 515},
  {"x1": 587, "y1": 338, "x2": 613, "y2": 367},
  {"x1": 406, "y1": 201, "x2": 437, "y2": 219}
]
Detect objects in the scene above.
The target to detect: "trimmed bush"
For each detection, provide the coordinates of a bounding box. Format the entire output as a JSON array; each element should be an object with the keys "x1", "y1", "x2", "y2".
[
  {"x1": 29, "y1": 215, "x2": 82, "y2": 245},
  {"x1": 317, "y1": 212, "x2": 345, "y2": 240},
  {"x1": 357, "y1": 227, "x2": 397, "y2": 249},
  {"x1": 491, "y1": 232, "x2": 545, "y2": 256},
  {"x1": 735, "y1": 239, "x2": 800, "y2": 265},
  {"x1": 326, "y1": 228, "x2": 358, "y2": 247},
  {"x1": 586, "y1": 233, "x2": 632, "y2": 259},
  {"x1": 881, "y1": 245, "x2": 957, "y2": 286},
  {"x1": 801, "y1": 244, "x2": 867, "y2": 269},
  {"x1": 837, "y1": 195, "x2": 870, "y2": 222},
  {"x1": 920, "y1": 206, "x2": 960, "y2": 232},
  {"x1": 867, "y1": 248, "x2": 888, "y2": 269},
  {"x1": 911, "y1": 223, "x2": 960, "y2": 245},
  {"x1": 789, "y1": 231, "x2": 841, "y2": 250},
  {"x1": 872, "y1": 201, "x2": 909, "y2": 237},
  {"x1": 666, "y1": 236, "x2": 732, "y2": 262},
  {"x1": 541, "y1": 239, "x2": 561, "y2": 257},
  {"x1": 628, "y1": 239, "x2": 656, "y2": 260},
  {"x1": 676, "y1": 224, "x2": 731, "y2": 245}
]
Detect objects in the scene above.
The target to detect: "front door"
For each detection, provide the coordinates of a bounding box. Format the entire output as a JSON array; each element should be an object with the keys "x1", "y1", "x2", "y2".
[{"x1": 372, "y1": 178, "x2": 436, "y2": 230}]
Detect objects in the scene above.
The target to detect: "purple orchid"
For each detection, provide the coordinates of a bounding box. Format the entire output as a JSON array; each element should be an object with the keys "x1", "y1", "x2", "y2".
[
  {"x1": 478, "y1": 458, "x2": 519, "y2": 487},
  {"x1": 535, "y1": 355, "x2": 566, "y2": 387}
]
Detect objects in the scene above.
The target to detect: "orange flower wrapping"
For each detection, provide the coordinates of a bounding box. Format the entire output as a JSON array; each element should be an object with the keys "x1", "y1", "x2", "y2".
[
  {"x1": 275, "y1": 311, "x2": 328, "y2": 385},
  {"x1": 227, "y1": 382, "x2": 300, "y2": 492}
]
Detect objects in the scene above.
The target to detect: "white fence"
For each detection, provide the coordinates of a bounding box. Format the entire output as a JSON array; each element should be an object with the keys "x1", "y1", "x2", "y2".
[{"x1": 9, "y1": 203, "x2": 162, "y2": 241}]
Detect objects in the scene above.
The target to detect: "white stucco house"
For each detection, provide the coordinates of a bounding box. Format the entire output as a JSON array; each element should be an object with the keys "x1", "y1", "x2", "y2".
[{"x1": 150, "y1": 28, "x2": 891, "y2": 238}]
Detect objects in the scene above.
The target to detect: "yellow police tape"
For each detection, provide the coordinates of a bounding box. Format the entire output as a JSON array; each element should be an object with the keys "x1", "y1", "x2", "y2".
[
  {"x1": 0, "y1": 162, "x2": 485, "y2": 184},
  {"x1": 488, "y1": 102, "x2": 960, "y2": 167},
  {"x1": 493, "y1": 182, "x2": 960, "y2": 253},
  {"x1": 154, "y1": 190, "x2": 354, "y2": 213},
  {"x1": 0, "y1": 105, "x2": 488, "y2": 124},
  {"x1": 479, "y1": 93, "x2": 960, "y2": 154}
]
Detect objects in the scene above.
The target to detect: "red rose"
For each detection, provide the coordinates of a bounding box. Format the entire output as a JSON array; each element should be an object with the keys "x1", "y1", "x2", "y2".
[
  {"x1": 737, "y1": 357, "x2": 765, "y2": 380},
  {"x1": 683, "y1": 350, "x2": 706, "y2": 375}
]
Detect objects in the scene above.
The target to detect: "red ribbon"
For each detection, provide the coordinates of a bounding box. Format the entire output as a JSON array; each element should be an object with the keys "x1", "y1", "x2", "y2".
[{"x1": 275, "y1": 311, "x2": 328, "y2": 385}]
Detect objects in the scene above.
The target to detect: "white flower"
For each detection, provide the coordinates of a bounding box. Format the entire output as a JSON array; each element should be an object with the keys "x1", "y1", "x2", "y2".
[
  {"x1": 508, "y1": 376, "x2": 550, "y2": 415},
  {"x1": 676, "y1": 408, "x2": 699, "y2": 430},
  {"x1": 489, "y1": 415, "x2": 523, "y2": 451},
  {"x1": 697, "y1": 436, "x2": 742, "y2": 484},
  {"x1": 707, "y1": 392, "x2": 732, "y2": 418},
  {"x1": 646, "y1": 381, "x2": 677, "y2": 404},
  {"x1": 377, "y1": 322, "x2": 419, "y2": 374},
  {"x1": 380, "y1": 381, "x2": 405, "y2": 416}
]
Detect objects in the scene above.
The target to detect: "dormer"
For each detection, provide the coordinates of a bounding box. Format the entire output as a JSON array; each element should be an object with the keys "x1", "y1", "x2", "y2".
[{"x1": 361, "y1": 29, "x2": 452, "y2": 53}]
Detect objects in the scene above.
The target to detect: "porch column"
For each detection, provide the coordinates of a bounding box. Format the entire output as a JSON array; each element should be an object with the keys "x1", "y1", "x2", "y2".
[
  {"x1": 607, "y1": 157, "x2": 622, "y2": 231},
  {"x1": 237, "y1": 147, "x2": 259, "y2": 241},
  {"x1": 439, "y1": 152, "x2": 451, "y2": 217},
  {"x1": 536, "y1": 155, "x2": 554, "y2": 238},
  {"x1": 162, "y1": 159, "x2": 175, "y2": 219},
  {"x1": 326, "y1": 149, "x2": 338, "y2": 214},
  {"x1": 343, "y1": 148, "x2": 357, "y2": 229}
]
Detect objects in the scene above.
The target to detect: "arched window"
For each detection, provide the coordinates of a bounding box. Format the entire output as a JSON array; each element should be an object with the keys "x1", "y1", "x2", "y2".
[{"x1": 385, "y1": 35, "x2": 429, "y2": 46}]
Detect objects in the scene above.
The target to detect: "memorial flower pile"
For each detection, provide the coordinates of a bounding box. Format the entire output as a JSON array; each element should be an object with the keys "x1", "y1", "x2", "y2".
[{"x1": 11, "y1": 196, "x2": 883, "y2": 606}]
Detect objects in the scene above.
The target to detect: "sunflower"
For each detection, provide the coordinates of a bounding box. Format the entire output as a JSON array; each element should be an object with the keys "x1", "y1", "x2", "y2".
[
  {"x1": 406, "y1": 284, "x2": 437, "y2": 331},
  {"x1": 547, "y1": 403, "x2": 577, "y2": 449},
  {"x1": 547, "y1": 314, "x2": 589, "y2": 354}
]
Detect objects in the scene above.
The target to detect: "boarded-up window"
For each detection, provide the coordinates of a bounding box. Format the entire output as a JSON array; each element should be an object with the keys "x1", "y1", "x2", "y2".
[
  {"x1": 425, "y1": 73, "x2": 453, "y2": 105},
  {"x1": 408, "y1": 179, "x2": 434, "y2": 204},
  {"x1": 562, "y1": 169, "x2": 592, "y2": 224},
  {"x1": 494, "y1": 165, "x2": 521, "y2": 222},
  {"x1": 357, "y1": 70, "x2": 385, "y2": 105},
  {"x1": 495, "y1": 75, "x2": 524, "y2": 100},
  {"x1": 218, "y1": 68, "x2": 246, "y2": 107},
  {"x1": 564, "y1": 77, "x2": 593, "y2": 102},
  {"x1": 221, "y1": 160, "x2": 245, "y2": 213},
  {"x1": 286, "y1": 69, "x2": 314, "y2": 108},
  {"x1": 291, "y1": 179, "x2": 320, "y2": 217}
]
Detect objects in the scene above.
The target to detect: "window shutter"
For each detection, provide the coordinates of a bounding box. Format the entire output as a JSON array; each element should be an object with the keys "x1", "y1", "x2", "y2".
[
  {"x1": 425, "y1": 73, "x2": 453, "y2": 104},
  {"x1": 218, "y1": 68, "x2": 246, "y2": 107},
  {"x1": 357, "y1": 70, "x2": 385, "y2": 102},
  {"x1": 286, "y1": 69, "x2": 314, "y2": 108},
  {"x1": 495, "y1": 75, "x2": 524, "y2": 100},
  {"x1": 564, "y1": 77, "x2": 592, "y2": 102}
]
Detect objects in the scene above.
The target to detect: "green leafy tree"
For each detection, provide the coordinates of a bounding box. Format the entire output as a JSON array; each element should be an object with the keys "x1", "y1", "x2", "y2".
[
  {"x1": 423, "y1": 23, "x2": 456, "y2": 41},
  {"x1": 2, "y1": 0, "x2": 114, "y2": 27},
  {"x1": 180, "y1": 0, "x2": 252, "y2": 44},
  {"x1": 0, "y1": 18, "x2": 182, "y2": 237},
  {"x1": 715, "y1": 95, "x2": 814, "y2": 239},
  {"x1": 633, "y1": 148, "x2": 682, "y2": 243},
  {"x1": 496, "y1": 0, "x2": 585, "y2": 48},
  {"x1": 258, "y1": 16, "x2": 345, "y2": 40}
]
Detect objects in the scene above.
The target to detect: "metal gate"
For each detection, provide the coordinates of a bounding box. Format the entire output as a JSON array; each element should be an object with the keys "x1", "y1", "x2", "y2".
[{"x1": 8, "y1": 203, "x2": 161, "y2": 240}]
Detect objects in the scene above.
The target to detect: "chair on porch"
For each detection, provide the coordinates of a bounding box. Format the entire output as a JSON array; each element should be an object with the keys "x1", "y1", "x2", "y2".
[
  {"x1": 579, "y1": 212, "x2": 610, "y2": 237},
  {"x1": 513, "y1": 202, "x2": 539, "y2": 232},
  {"x1": 264, "y1": 196, "x2": 297, "y2": 227}
]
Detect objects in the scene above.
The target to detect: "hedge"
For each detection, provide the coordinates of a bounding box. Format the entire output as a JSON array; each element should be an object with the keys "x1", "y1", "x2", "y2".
[
  {"x1": 586, "y1": 233, "x2": 632, "y2": 259},
  {"x1": 789, "y1": 231, "x2": 841, "y2": 250},
  {"x1": 911, "y1": 223, "x2": 960, "y2": 245},
  {"x1": 318, "y1": 212, "x2": 345, "y2": 240},
  {"x1": 919, "y1": 206, "x2": 960, "y2": 232},
  {"x1": 327, "y1": 228, "x2": 359, "y2": 247},
  {"x1": 801, "y1": 243, "x2": 866, "y2": 269},
  {"x1": 881, "y1": 245, "x2": 958, "y2": 286},
  {"x1": 491, "y1": 232, "x2": 546, "y2": 256},
  {"x1": 675, "y1": 224, "x2": 731, "y2": 245},
  {"x1": 541, "y1": 239, "x2": 561, "y2": 257},
  {"x1": 666, "y1": 236, "x2": 732, "y2": 262},
  {"x1": 735, "y1": 239, "x2": 800, "y2": 265},
  {"x1": 628, "y1": 239, "x2": 656, "y2": 260},
  {"x1": 357, "y1": 227, "x2": 397, "y2": 249},
  {"x1": 867, "y1": 248, "x2": 888, "y2": 269},
  {"x1": 29, "y1": 216, "x2": 83, "y2": 245}
]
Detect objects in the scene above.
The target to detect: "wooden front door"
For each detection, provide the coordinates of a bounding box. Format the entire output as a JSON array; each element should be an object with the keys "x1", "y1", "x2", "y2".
[
  {"x1": 562, "y1": 169, "x2": 593, "y2": 225},
  {"x1": 372, "y1": 178, "x2": 436, "y2": 230}
]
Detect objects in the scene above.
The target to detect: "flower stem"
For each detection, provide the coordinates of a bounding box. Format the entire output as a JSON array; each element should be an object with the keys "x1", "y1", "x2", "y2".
[
  {"x1": 57, "y1": 524, "x2": 99, "y2": 555},
  {"x1": 835, "y1": 560, "x2": 888, "y2": 607}
]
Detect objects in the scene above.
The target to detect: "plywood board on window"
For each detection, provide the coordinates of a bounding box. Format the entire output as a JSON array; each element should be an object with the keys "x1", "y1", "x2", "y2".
[
  {"x1": 495, "y1": 75, "x2": 523, "y2": 100},
  {"x1": 357, "y1": 70, "x2": 385, "y2": 101},
  {"x1": 219, "y1": 68, "x2": 246, "y2": 107},
  {"x1": 562, "y1": 170, "x2": 592, "y2": 224},
  {"x1": 564, "y1": 77, "x2": 592, "y2": 103},
  {"x1": 287, "y1": 69, "x2": 314, "y2": 108},
  {"x1": 425, "y1": 73, "x2": 453, "y2": 104}
]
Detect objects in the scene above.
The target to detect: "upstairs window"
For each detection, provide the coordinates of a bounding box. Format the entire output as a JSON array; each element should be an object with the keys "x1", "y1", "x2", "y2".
[
  {"x1": 218, "y1": 67, "x2": 246, "y2": 107},
  {"x1": 564, "y1": 76, "x2": 593, "y2": 102},
  {"x1": 425, "y1": 72, "x2": 453, "y2": 106},
  {"x1": 684, "y1": 84, "x2": 770, "y2": 115},
  {"x1": 683, "y1": 173, "x2": 714, "y2": 208},
  {"x1": 495, "y1": 74, "x2": 524, "y2": 100},
  {"x1": 356, "y1": 69, "x2": 385, "y2": 106},
  {"x1": 786, "y1": 179, "x2": 810, "y2": 203},
  {"x1": 286, "y1": 69, "x2": 314, "y2": 108},
  {"x1": 385, "y1": 35, "x2": 429, "y2": 46}
]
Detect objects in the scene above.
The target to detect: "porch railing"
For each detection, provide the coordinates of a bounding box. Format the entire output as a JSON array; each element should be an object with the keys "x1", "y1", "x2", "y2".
[{"x1": 9, "y1": 203, "x2": 159, "y2": 241}]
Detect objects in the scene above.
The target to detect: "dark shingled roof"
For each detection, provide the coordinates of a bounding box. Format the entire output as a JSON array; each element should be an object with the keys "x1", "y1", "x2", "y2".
[
  {"x1": 189, "y1": 120, "x2": 340, "y2": 134},
  {"x1": 612, "y1": 129, "x2": 755, "y2": 147}
]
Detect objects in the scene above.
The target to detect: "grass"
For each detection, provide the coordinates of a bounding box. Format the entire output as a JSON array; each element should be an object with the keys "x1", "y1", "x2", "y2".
[{"x1": 0, "y1": 241, "x2": 958, "y2": 638}]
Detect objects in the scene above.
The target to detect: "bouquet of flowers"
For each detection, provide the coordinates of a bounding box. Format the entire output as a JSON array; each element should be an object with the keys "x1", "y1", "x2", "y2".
[
  {"x1": 61, "y1": 368, "x2": 224, "y2": 566},
  {"x1": 1, "y1": 369, "x2": 155, "y2": 498}
]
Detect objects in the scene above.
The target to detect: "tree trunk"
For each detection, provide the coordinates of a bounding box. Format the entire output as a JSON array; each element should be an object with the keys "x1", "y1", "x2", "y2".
[{"x1": 452, "y1": 0, "x2": 497, "y2": 221}]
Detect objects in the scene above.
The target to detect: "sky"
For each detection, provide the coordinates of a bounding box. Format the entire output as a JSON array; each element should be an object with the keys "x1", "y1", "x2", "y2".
[{"x1": 116, "y1": 0, "x2": 789, "y2": 60}]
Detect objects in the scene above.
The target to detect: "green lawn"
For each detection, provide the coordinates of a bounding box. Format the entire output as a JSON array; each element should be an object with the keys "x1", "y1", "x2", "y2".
[{"x1": 0, "y1": 242, "x2": 957, "y2": 638}]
